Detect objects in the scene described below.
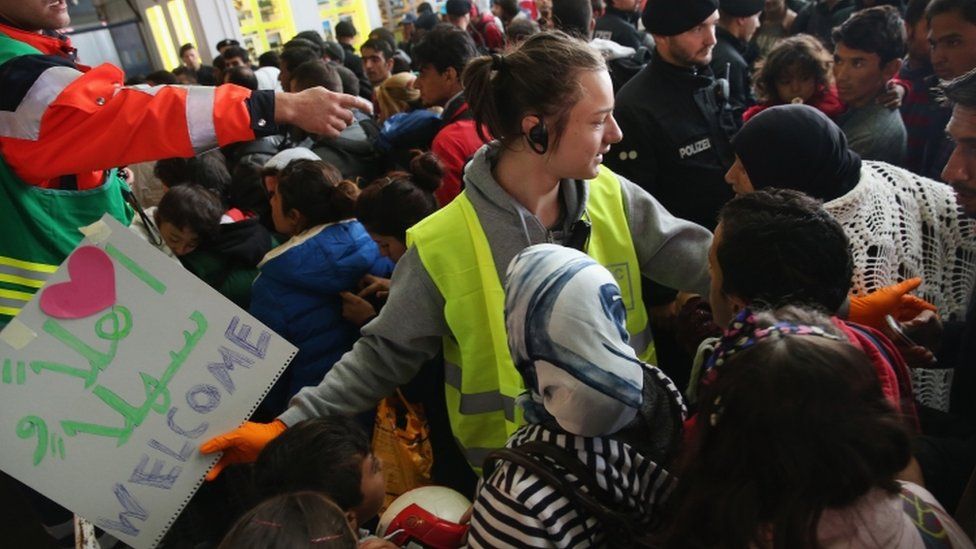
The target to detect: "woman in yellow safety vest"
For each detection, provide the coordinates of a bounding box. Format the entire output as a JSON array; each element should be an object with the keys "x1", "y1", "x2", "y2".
[{"x1": 201, "y1": 31, "x2": 714, "y2": 480}]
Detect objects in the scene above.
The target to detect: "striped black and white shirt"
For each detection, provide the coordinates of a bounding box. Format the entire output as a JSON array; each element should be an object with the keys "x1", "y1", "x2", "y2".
[{"x1": 467, "y1": 424, "x2": 676, "y2": 548}]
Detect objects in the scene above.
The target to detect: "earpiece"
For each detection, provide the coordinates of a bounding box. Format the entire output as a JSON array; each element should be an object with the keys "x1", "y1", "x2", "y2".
[{"x1": 526, "y1": 117, "x2": 549, "y2": 155}]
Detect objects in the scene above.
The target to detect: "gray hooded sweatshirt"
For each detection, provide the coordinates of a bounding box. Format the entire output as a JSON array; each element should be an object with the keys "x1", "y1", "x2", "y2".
[{"x1": 279, "y1": 143, "x2": 712, "y2": 426}]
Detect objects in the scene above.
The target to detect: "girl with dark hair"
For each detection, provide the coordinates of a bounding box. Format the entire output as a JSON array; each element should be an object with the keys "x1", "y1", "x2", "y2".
[
  {"x1": 218, "y1": 492, "x2": 357, "y2": 549},
  {"x1": 249, "y1": 159, "x2": 392, "y2": 416},
  {"x1": 663, "y1": 307, "x2": 970, "y2": 548},
  {"x1": 341, "y1": 151, "x2": 442, "y2": 326},
  {"x1": 744, "y1": 34, "x2": 844, "y2": 122},
  {"x1": 203, "y1": 31, "x2": 712, "y2": 488}
]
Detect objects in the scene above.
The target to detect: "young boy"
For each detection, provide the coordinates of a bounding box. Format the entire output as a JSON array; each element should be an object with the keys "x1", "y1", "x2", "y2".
[{"x1": 252, "y1": 417, "x2": 386, "y2": 536}]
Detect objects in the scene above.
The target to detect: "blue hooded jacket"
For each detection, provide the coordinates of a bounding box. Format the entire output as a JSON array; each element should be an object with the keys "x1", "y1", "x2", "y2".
[{"x1": 250, "y1": 220, "x2": 393, "y2": 413}]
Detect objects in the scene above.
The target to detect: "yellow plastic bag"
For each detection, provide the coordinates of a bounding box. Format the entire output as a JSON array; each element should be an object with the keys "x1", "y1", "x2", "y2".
[{"x1": 372, "y1": 389, "x2": 433, "y2": 509}]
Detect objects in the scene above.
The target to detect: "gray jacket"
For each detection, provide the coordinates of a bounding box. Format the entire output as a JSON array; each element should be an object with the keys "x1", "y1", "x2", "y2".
[{"x1": 279, "y1": 143, "x2": 713, "y2": 426}]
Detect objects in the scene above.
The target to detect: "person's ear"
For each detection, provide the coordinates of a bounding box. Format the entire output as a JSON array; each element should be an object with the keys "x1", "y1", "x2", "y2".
[
  {"x1": 444, "y1": 66, "x2": 458, "y2": 84},
  {"x1": 345, "y1": 510, "x2": 359, "y2": 533},
  {"x1": 286, "y1": 208, "x2": 304, "y2": 230},
  {"x1": 520, "y1": 113, "x2": 543, "y2": 137},
  {"x1": 882, "y1": 57, "x2": 902, "y2": 81}
]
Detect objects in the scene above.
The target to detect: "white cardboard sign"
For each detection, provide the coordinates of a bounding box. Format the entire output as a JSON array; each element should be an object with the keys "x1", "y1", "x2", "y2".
[{"x1": 0, "y1": 215, "x2": 296, "y2": 548}]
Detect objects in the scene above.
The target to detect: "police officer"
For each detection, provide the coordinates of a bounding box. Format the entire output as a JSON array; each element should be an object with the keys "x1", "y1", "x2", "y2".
[
  {"x1": 593, "y1": 0, "x2": 650, "y2": 50},
  {"x1": 607, "y1": 0, "x2": 737, "y2": 230},
  {"x1": 710, "y1": 0, "x2": 764, "y2": 119}
]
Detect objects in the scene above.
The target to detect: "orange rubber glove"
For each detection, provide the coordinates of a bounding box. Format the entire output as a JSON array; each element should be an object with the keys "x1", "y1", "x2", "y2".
[
  {"x1": 847, "y1": 278, "x2": 937, "y2": 330},
  {"x1": 200, "y1": 419, "x2": 287, "y2": 481}
]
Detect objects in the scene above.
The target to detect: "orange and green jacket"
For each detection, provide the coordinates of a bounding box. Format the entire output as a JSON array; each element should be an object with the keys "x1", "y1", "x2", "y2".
[{"x1": 0, "y1": 21, "x2": 279, "y2": 324}]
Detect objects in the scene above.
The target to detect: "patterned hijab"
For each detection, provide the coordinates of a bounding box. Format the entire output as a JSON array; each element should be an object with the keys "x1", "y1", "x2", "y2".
[{"x1": 504, "y1": 244, "x2": 646, "y2": 437}]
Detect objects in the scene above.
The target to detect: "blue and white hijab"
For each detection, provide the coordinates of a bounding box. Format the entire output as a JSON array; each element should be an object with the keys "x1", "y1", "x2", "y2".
[{"x1": 505, "y1": 244, "x2": 648, "y2": 437}]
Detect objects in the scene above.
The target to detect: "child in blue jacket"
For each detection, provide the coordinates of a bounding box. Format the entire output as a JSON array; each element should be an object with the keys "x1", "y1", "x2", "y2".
[{"x1": 250, "y1": 159, "x2": 392, "y2": 416}]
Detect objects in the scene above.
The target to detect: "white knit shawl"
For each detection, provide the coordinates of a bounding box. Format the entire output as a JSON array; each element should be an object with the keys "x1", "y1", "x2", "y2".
[{"x1": 825, "y1": 161, "x2": 976, "y2": 321}]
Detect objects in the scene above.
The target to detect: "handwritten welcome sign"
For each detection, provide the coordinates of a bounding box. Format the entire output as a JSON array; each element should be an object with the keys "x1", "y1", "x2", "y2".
[{"x1": 0, "y1": 215, "x2": 296, "y2": 548}]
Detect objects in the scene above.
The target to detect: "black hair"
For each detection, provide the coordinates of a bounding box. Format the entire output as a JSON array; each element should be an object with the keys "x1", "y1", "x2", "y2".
[
  {"x1": 412, "y1": 23, "x2": 479, "y2": 76},
  {"x1": 357, "y1": 151, "x2": 442, "y2": 241},
  {"x1": 153, "y1": 152, "x2": 232, "y2": 204},
  {"x1": 418, "y1": 2, "x2": 434, "y2": 14},
  {"x1": 172, "y1": 66, "x2": 197, "y2": 82},
  {"x1": 323, "y1": 40, "x2": 346, "y2": 62},
  {"x1": 146, "y1": 70, "x2": 177, "y2": 85},
  {"x1": 662, "y1": 307, "x2": 911, "y2": 549},
  {"x1": 290, "y1": 60, "x2": 343, "y2": 93},
  {"x1": 494, "y1": 0, "x2": 522, "y2": 19},
  {"x1": 276, "y1": 160, "x2": 358, "y2": 229},
  {"x1": 716, "y1": 189, "x2": 854, "y2": 314},
  {"x1": 230, "y1": 162, "x2": 272, "y2": 226},
  {"x1": 551, "y1": 0, "x2": 594, "y2": 38},
  {"x1": 754, "y1": 34, "x2": 834, "y2": 104},
  {"x1": 360, "y1": 37, "x2": 395, "y2": 60},
  {"x1": 225, "y1": 66, "x2": 258, "y2": 90},
  {"x1": 945, "y1": 67, "x2": 976, "y2": 108},
  {"x1": 284, "y1": 37, "x2": 324, "y2": 57},
  {"x1": 905, "y1": 0, "x2": 933, "y2": 25},
  {"x1": 926, "y1": 0, "x2": 976, "y2": 23},
  {"x1": 252, "y1": 418, "x2": 371, "y2": 511},
  {"x1": 368, "y1": 27, "x2": 399, "y2": 52},
  {"x1": 462, "y1": 30, "x2": 605, "y2": 146},
  {"x1": 832, "y1": 5, "x2": 907, "y2": 64},
  {"x1": 222, "y1": 45, "x2": 251, "y2": 64},
  {"x1": 280, "y1": 46, "x2": 320, "y2": 72},
  {"x1": 155, "y1": 184, "x2": 223, "y2": 243},
  {"x1": 336, "y1": 20, "x2": 358, "y2": 39},
  {"x1": 259, "y1": 50, "x2": 281, "y2": 68},
  {"x1": 213, "y1": 54, "x2": 226, "y2": 71},
  {"x1": 179, "y1": 43, "x2": 196, "y2": 56},
  {"x1": 506, "y1": 18, "x2": 541, "y2": 43},
  {"x1": 218, "y1": 491, "x2": 356, "y2": 549},
  {"x1": 294, "y1": 30, "x2": 327, "y2": 51}
]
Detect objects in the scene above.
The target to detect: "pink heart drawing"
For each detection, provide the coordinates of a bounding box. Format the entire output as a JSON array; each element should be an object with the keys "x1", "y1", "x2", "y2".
[{"x1": 40, "y1": 246, "x2": 116, "y2": 319}]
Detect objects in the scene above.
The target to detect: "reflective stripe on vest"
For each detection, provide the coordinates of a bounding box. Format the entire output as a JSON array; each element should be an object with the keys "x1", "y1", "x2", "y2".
[
  {"x1": 0, "y1": 256, "x2": 56, "y2": 319},
  {"x1": 407, "y1": 165, "x2": 652, "y2": 470}
]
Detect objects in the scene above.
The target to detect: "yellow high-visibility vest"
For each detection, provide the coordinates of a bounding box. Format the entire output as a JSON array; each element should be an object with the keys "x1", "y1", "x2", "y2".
[{"x1": 407, "y1": 165, "x2": 652, "y2": 470}]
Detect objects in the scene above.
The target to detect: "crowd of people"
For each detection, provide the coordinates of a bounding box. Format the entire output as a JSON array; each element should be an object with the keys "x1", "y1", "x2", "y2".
[{"x1": 3, "y1": 0, "x2": 976, "y2": 546}]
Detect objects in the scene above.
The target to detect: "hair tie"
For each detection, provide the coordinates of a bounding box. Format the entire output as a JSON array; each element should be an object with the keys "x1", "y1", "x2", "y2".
[
  {"x1": 491, "y1": 53, "x2": 505, "y2": 72},
  {"x1": 704, "y1": 308, "x2": 842, "y2": 374}
]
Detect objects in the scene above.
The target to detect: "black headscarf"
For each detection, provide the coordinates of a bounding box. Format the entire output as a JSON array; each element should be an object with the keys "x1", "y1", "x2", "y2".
[{"x1": 731, "y1": 104, "x2": 862, "y2": 202}]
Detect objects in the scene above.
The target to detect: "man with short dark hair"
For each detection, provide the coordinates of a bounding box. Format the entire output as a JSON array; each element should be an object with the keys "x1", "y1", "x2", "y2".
[
  {"x1": 927, "y1": 0, "x2": 976, "y2": 80},
  {"x1": 335, "y1": 20, "x2": 373, "y2": 99},
  {"x1": 222, "y1": 45, "x2": 251, "y2": 70},
  {"x1": 412, "y1": 24, "x2": 489, "y2": 205},
  {"x1": 255, "y1": 50, "x2": 281, "y2": 90},
  {"x1": 180, "y1": 42, "x2": 215, "y2": 85},
  {"x1": 833, "y1": 5, "x2": 908, "y2": 164},
  {"x1": 360, "y1": 37, "x2": 395, "y2": 86},
  {"x1": 224, "y1": 65, "x2": 258, "y2": 90},
  {"x1": 711, "y1": 0, "x2": 763, "y2": 117}
]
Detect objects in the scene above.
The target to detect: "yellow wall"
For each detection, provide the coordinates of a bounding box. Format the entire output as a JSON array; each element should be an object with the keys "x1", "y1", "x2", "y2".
[{"x1": 234, "y1": 0, "x2": 298, "y2": 58}]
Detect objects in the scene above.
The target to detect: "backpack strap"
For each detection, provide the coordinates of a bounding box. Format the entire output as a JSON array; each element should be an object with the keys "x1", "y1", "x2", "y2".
[{"x1": 484, "y1": 440, "x2": 647, "y2": 544}]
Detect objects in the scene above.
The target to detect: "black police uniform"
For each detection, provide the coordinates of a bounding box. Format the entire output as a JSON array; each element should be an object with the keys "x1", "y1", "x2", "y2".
[
  {"x1": 791, "y1": 0, "x2": 855, "y2": 47},
  {"x1": 607, "y1": 50, "x2": 738, "y2": 230},
  {"x1": 594, "y1": 6, "x2": 648, "y2": 50},
  {"x1": 710, "y1": 26, "x2": 754, "y2": 120}
]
